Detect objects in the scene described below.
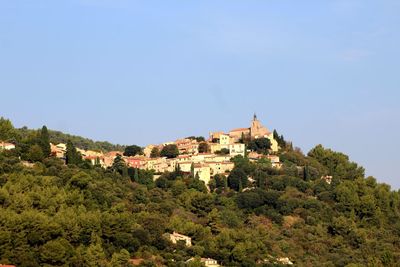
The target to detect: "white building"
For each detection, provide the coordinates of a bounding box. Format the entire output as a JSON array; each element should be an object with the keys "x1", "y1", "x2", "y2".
[
  {"x1": 169, "y1": 232, "x2": 192, "y2": 247},
  {"x1": 0, "y1": 142, "x2": 15, "y2": 150}
]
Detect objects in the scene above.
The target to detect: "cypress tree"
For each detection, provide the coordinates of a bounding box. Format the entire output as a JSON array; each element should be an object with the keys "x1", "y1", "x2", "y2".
[
  {"x1": 66, "y1": 140, "x2": 82, "y2": 165},
  {"x1": 39, "y1": 125, "x2": 51, "y2": 157},
  {"x1": 134, "y1": 168, "x2": 139, "y2": 182},
  {"x1": 190, "y1": 163, "x2": 195, "y2": 178}
]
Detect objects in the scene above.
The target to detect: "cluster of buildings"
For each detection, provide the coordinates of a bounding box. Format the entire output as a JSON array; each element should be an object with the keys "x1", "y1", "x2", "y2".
[
  {"x1": 49, "y1": 115, "x2": 281, "y2": 186},
  {"x1": 168, "y1": 232, "x2": 221, "y2": 266}
]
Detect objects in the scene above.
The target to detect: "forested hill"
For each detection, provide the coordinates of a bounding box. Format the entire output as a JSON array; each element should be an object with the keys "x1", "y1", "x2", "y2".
[
  {"x1": 1, "y1": 117, "x2": 400, "y2": 266},
  {"x1": 16, "y1": 126, "x2": 126, "y2": 152}
]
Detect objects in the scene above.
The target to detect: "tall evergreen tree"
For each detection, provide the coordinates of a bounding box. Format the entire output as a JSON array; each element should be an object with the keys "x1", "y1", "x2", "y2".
[
  {"x1": 227, "y1": 168, "x2": 248, "y2": 191},
  {"x1": 112, "y1": 154, "x2": 127, "y2": 176},
  {"x1": 39, "y1": 125, "x2": 51, "y2": 157},
  {"x1": 134, "y1": 168, "x2": 139, "y2": 182},
  {"x1": 190, "y1": 163, "x2": 195, "y2": 178},
  {"x1": 66, "y1": 140, "x2": 82, "y2": 165}
]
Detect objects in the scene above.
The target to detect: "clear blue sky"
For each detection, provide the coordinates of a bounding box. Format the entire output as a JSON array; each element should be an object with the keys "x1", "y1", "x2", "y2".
[{"x1": 1, "y1": 0, "x2": 399, "y2": 188}]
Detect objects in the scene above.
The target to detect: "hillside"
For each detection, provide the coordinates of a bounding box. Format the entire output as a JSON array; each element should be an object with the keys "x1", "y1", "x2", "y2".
[
  {"x1": 16, "y1": 126, "x2": 125, "y2": 152},
  {"x1": 0, "y1": 117, "x2": 400, "y2": 266}
]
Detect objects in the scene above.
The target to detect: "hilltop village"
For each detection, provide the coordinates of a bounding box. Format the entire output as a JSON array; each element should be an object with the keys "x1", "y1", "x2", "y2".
[
  {"x1": 49, "y1": 115, "x2": 282, "y2": 186},
  {"x1": 1, "y1": 115, "x2": 400, "y2": 266}
]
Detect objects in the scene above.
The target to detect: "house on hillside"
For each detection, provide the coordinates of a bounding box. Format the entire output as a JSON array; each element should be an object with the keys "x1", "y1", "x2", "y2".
[
  {"x1": 103, "y1": 151, "x2": 120, "y2": 167},
  {"x1": 229, "y1": 143, "x2": 245, "y2": 156},
  {"x1": 0, "y1": 142, "x2": 15, "y2": 150},
  {"x1": 169, "y1": 232, "x2": 192, "y2": 247},
  {"x1": 125, "y1": 156, "x2": 147, "y2": 169},
  {"x1": 208, "y1": 161, "x2": 234, "y2": 175},
  {"x1": 84, "y1": 155, "x2": 105, "y2": 167},
  {"x1": 186, "y1": 257, "x2": 220, "y2": 267},
  {"x1": 193, "y1": 163, "x2": 211, "y2": 185},
  {"x1": 175, "y1": 138, "x2": 199, "y2": 155},
  {"x1": 50, "y1": 143, "x2": 66, "y2": 158},
  {"x1": 277, "y1": 257, "x2": 294, "y2": 265},
  {"x1": 321, "y1": 175, "x2": 333, "y2": 184}
]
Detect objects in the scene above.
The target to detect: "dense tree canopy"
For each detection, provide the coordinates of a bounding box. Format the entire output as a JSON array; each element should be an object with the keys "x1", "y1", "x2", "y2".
[
  {"x1": 160, "y1": 144, "x2": 179, "y2": 159},
  {"x1": 0, "y1": 117, "x2": 16, "y2": 141},
  {"x1": 0, "y1": 119, "x2": 400, "y2": 266},
  {"x1": 150, "y1": 147, "x2": 160, "y2": 158},
  {"x1": 16, "y1": 126, "x2": 125, "y2": 152},
  {"x1": 123, "y1": 145, "x2": 143, "y2": 157},
  {"x1": 248, "y1": 137, "x2": 271, "y2": 154},
  {"x1": 198, "y1": 142, "x2": 209, "y2": 153}
]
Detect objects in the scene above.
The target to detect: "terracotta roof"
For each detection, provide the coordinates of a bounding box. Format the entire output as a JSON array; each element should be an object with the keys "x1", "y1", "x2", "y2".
[{"x1": 230, "y1": 127, "x2": 249, "y2": 132}]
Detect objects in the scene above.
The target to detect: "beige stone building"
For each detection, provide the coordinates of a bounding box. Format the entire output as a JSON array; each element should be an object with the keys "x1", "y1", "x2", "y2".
[
  {"x1": 229, "y1": 143, "x2": 245, "y2": 156},
  {"x1": 208, "y1": 161, "x2": 234, "y2": 175},
  {"x1": 143, "y1": 144, "x2": 155, "y2": 158},
  {"x1": 228, "y1": 115, "x2": 279, "y2": 152},
  {"x1": 50, "y1": 143, "x2": 66, "y2": 158},
  {"x1": 193, "y1": 163, "x2": 211, "y2": 185},
  {"x1": 175, "y1": 138, "x2": 199, "y2": 155},
  {"x1": 229, "y1": 127, "x2": 250, "y2": 143},
  {"x1": 178, "y1": 161, "x2": 192, "y2": 173},
  {"x1": 169, "y1": 232, "x2": 192, "y2": 247}
]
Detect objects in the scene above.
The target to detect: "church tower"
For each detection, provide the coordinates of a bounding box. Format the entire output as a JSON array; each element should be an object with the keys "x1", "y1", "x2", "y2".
[{"x1": 250, "y1": 114, "x2": 270, "y2": 139}]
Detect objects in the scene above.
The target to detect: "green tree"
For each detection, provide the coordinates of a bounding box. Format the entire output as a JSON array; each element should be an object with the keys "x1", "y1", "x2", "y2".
[
  {"x1": 273, "y1": 129, "x2": 286, "y2": 149},
  {"x1": 134, "y1": 168, "x2": 139, "y2": 182},
  {"x1": 160, "y1": 144, "x2": 179, "y2": 159},
  {"x1": 248, "y1": 138, "x2": 271, "y2": 154},
  {"x1": 27, "y1": 144, "x2": 44, "y2": 162},
  {"x1": 65, "y1": 140, "x2": 82, "y2": 165},
  {"x1": 112, "y1": 154, "x2": 127, "y2": 176},
  {"x1": 216, "y1": 148, "x2": 230, "y2": 155},
  {"x1": 214, "y1": 174, "x2": 227, "y2": 190},
  {"x1": 198, "y1": 142, "x2": 209, "y2": 153},
  {"x1": 0, "y1": 117, "x2": 16, "y2": 141},
  {"x1": 69, "y1": 171, "x2": 92, "y2": 189},
  {"x1": 150, "y1": 147, "x2": 160, "y2": 158},
  {"x1": 227, "y1": 168, "x2": 248, "y2": 191},
  {"x1": 39, "y1": 125, "x2": 51, "y2": 157},
  {"x1": 237, "y1": 191, "x2": 264, "y2": 209},
  {"x1": 308, "y1": 144, "x2": 365, "y2": 181},
  {"x1": 85, "y1": 234, "x2": 108, "y2": 267},
  {"x1": 39, "y1": 238, "x2": 74, "y2": 266},
  {"x1": 123, "y1": 145, "x2": 142, "y2": 157},
  {"x1": 110, "y1": 249, "x2": 131, "y2": 267}
]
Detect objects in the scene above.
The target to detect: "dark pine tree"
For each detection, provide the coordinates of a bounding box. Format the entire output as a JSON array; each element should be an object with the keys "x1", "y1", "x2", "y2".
[{"x1": 39, "y1": 125, "x2": 51, "y2": 157}]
